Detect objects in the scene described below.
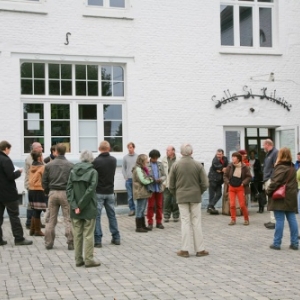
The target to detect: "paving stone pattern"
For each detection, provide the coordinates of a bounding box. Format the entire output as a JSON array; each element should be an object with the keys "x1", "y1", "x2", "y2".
[{"x1": 0, "y1": 206, "x2": 299, "y2": 300}]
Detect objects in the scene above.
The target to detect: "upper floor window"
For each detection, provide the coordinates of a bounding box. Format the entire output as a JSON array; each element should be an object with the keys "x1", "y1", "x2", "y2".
[
  {"x1": 220, "y1": 0, "x2": 275, "y2": 50},
  {"x1": 87, "y1": 0, "x2": 125, "y2": 8},
  {"x1": 0, "y1": 0, "x2": 47, "y2": 14}
]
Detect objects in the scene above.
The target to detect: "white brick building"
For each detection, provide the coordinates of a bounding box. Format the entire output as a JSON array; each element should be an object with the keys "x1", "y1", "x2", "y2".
[{"x1": 0, "y1": 0, "x2": 300, "y2": 195}]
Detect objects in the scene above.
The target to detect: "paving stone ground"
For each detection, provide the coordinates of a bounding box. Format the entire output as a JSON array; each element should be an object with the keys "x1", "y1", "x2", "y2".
[{"x1": 0, "y1": 204, "x2": 300, "y2": 300}]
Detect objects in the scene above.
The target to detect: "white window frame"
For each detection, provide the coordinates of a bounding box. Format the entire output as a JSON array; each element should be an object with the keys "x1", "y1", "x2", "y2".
[
  {"x1": 83, "y1": 0, "x2": 133, "y2": 20},
  {"x1": 20, "y1": 60, "x2": 127, "y2": 158},
  {"x1": 220, "y1": 0, "x2": 281, "y2": 55},
  {"x1": 0, "y1": 0, "x2": 47, "y2": 14}
]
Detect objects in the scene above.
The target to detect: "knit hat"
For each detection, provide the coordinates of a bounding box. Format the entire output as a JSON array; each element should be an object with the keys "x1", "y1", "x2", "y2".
[{"x1": 238, "y1": 150, "x2": 247, "y2": 155}]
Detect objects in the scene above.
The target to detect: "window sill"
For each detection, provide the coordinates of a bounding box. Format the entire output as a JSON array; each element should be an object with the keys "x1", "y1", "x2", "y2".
[
  {"x1": 219, "y1": 47, "x2": 282, "y2": 56},
  {"x1": 0, "y1": 1, "x2": 47, "y2": 14},
  {"x1": 82, "y1": 7, "x2": 133, "y2": 20}
]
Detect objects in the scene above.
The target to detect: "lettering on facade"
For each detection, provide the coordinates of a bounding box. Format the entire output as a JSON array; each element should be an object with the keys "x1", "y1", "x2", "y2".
[{"x1": 212, "y1": 86, "x2": 292, "y2": 111}]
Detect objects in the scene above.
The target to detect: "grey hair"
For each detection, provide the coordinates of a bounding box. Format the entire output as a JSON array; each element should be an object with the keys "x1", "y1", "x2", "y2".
[
  {"x1": 80, "y1": 150, "x2": 94, "y2": 163},
  {"x1": 180, "y1": 143, "x2": 193, "y2": 156}
]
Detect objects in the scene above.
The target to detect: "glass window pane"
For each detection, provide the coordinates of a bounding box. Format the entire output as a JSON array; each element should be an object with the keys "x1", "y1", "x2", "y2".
[
  {"x1": 88, "y1": 0, "x2": 103, "y2": 6},
  {"x1": 104, "y1": 105, "x2": 122, "y2": 120},
  {"x1": 21, "y1": 63, "x2": 32, "y2": 78},
  {"x1": 110, "y1": 0, "x2": 125, "y2": 8},
  {"x1": 24, "y1": 121, "x2": 44, "y2": 136},
  {"x1": 61, "y1": 64, "x2": 72, "y2": 79},
  {"x1": 21, "y1": 79, "x2": 33, "y2": 94},
  {"x1": 34, "y1": 80, "x2": 45, "y2": 95},
  {"x1": 51, "y1": 104, "x2": 70, "y2": 119},
  {"x1": 61, "y1": 81, "x2": 72, "y2": 95},
  {"x1": 258, "y1": 0, "x2": 273, "y2": 2},
  {"x1": 79, "y1": 105, "x2": 97, "y2": 120},
  {"x1": 76, "y1": 65, "x2": 86, "y2": 80},
  {"x1": 246, "y1": 128, "x2": 258, "y2": 137},
  {"x1": 34, "y1": 63, "x2": 45, "y2": 78},
  {"x1": 87, "y1": 65, "x2": 98, "y2": 80},
  {"x1": 113, "y1": 82, "x2": 124, "y2": 97},
  {"x1": 238, "y1": 0, "x2": 254, "y2": 1},
  {"x1": 79, "y1": 121, "x2": 97, "y2": 136},
  {"x1": 101, "y1": 66, "x2": 112, "y2": 80},
  {"x1": 23, "y1": 103, "x2": 44, "y2": 119},
  {"x1": 51, "y1": 121, "x2": 70, "y2": 136},
  {"x1": 76, "y1": 81, "x2": 87, "y2": 96},
  {"x1": 49, "y1": 64, "x2": 59, "y2": 79},
  {"x1": 259, "y1": 8, "x2": 272, "y2": 47},
  {"x1": 221, "y1": 6, "x2": 234, "y2": 46},
  {"x1": 49, "y1": 81, "x2": 60, "y2": 95},
  {"x1": 259, "y1": 128, "x2": 269, "y2": 136},
  {"x1": 113, "y1": 66, "x2": 124, "y2": 81},
  {"x1": 88, "y1": 81, "x2": 98, "y2": 96},
  {"x1": 102, "y1": 82, "x2": 112, "y2": 96},
  {"x1": 104, "y1": 121, "x2": 122, "y2": 136},
  {"x1": 240, "y1": 7, "x2": 253, "y2": 47},
  {"x1": 24, "y1": 138, "x2": 44, "y2": 153},
  {"x1": 105, "y1": 137, "x2": 122, "y2": 152},
  {"x1": 51, "y1": 138, "x2": 71, "y2": 152},
  {"x1": 79, "y1": 138, "x2": 98, "y2": 152},
  {"x1": 225, "y1": 131, "x2": 241, "y2": 158}
]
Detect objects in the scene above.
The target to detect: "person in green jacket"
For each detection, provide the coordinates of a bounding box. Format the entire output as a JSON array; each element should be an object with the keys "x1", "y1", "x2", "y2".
[{"x1": 67, "y1": 150, "x2": 100, "y2": 268}]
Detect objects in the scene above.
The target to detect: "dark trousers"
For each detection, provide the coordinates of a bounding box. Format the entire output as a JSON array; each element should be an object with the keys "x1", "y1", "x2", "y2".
[
  {"x1": 208, "y1": 181, "x2": 222, "y2": 209},
  {"x1": 163, "y1": 188, "x2": 179, "y2": 219},
  {"x1": 0, "y1": 200, "x2": 24, "y2": 242}
]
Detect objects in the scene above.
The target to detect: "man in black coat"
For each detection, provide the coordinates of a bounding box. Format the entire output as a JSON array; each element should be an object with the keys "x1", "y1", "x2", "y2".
[
  {"x1": 0, "y1": 140, "x2": 33, "y2": 246},
  {"x1": 207, "y1": 149, "x2": 228, "y2": 215}
]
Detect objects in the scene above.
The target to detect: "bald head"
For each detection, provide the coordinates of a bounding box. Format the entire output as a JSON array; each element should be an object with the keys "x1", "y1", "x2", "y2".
[
  {"x1": 166, "y1": 145, "x2": 175, "y2": 158},
  {"x1": 32, "y1": 142, "x2": 43, "y2": 153}
]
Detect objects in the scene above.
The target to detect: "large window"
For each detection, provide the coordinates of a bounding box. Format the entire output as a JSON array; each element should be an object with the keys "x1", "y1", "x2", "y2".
[
  {"x1": 21, "y1": 62, "x2": 125, "y2": 154},
  {"x1": 220, "y1": 0, "x2": 274, "y2": 49},
  {"x1": 87, "y1": 0, "x2": 125, "y2": 8}
]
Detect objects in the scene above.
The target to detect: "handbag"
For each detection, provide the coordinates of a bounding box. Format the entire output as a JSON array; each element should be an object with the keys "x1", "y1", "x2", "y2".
[{"x1": 272, "y1": 166, "x2": 293, "y2": 200}]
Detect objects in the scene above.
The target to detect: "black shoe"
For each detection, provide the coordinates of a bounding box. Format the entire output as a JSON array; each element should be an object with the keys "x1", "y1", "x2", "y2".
[
  {"x1": 68, "y1": 243, "x2": 74, "y2": 250},
  {"x1": 270, "y1": 244, "x2": 280, "y2": 250},
  {"x1": 94, "y1": 243, "x2": 102, "y2": 248},
  {"x1": 265, "y1": 223, "x2": 275, "y2": 229},
  {"x1": 76, "y1": 261, "x2": 85, "y2": 267},
  {"x1": 111, "y1": 239, "x2": 121, "y2": 245},
  {"x1": 173, "y1": 218, "x2": 179, "y2": 222},
  {"x1": 156, "y1": 224, "x2": 164, "y2": 229},
  {"x1": 264, "y1": 222, "x2": 272, "y2": 226},
  {"x1": 15, "y1": 239, "x2": 33, "y2": 246},
  {"x1": 0, "y1": 240, "x2": 7, "y2": 246},
  {"x1": 25, "y1": 225, "x2": 30, "y2": 230},
  {"x1": 164, "y1": 218, "x2": 170, "y2": 223},
  {"x1": 146, "y1": 224, "x2": 153, "y2": 231},
  {"x1": 207, "y1": 208, "x2": 219, "y2": 215},
  {"x1": 41, "y1": 224, "x2": 46, "y2": 228},
  {"x1": 46, "y1": 245, "x2": 53, "y2": 250},
  {"x1": 289, "y1": 245, "x2": 299, "y2": 250}
]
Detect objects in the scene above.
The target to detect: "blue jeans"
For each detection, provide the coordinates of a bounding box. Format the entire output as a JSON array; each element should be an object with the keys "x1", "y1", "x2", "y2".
[
  {"x1": 125, "y1": 179, "x2": 135, "y2": 211},
  {"x1": 273, "y1": 210, "x2": 299, "y2": 248},
  {"x1": 136, "y1": 199, "x2": 147, "y2": 218},
  {"x1": 297, "y1": 190, "x2": 300, "y2": 214},
  {"x1": 94, "y1": 194, "x2": 120, "y2": 244}
]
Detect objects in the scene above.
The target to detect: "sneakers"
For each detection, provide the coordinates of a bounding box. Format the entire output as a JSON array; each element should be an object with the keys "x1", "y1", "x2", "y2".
[
  {"x1": 270, "y1": 244, "x2": 280, "y2": 250},
  {"x1": 128, "y1": 210, "x2": 135, "y2": 216},
  {"x1": 207, "y1": 208, "x2": 219, "y2": 215},
  {"x1": 0, "y1": 240, "x2": 7, "y2": 246},
  {"x1": 15, "y1": 239, "x2": 33, "y2": 246},
  {"x1": 177, "y1": 250, "x2": 189, "y2": 258},
  {"x1": 228, "y1": 220, "x2": 236, "y2": 226},
  {"x1": 85, "y1": 259, "x2": 101, "y2": 268},
  {"x1": 196, "y1": 250, "x2": 209, "y2": 257},
  {"x1": 111, "y1": 239, "x2": 121, "y2": 245},
  {"x1": 94, "y1": 243, "x2": 102, "y2": 248},
  {"x1": 68, "y1": 243, "x2": 74, "y2": 250},
  {"x1": 156, "y1": 224, "x2": 164, "y2": 229}
]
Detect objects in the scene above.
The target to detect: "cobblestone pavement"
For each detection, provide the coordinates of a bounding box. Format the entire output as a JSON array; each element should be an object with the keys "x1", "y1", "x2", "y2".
[{"x1": 0, "y1": 205, "x2": 299, "y2": 300}]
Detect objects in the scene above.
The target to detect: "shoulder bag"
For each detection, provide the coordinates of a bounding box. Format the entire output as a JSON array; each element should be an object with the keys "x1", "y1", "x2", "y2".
[{"x1": 272, "y1": 166, "x2": 293, "y2": 200}]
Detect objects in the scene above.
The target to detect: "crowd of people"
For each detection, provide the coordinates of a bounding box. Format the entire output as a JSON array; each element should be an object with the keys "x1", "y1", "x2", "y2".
[{"x1": 1, "y1": 138, "x2": 300, "y2": 267}]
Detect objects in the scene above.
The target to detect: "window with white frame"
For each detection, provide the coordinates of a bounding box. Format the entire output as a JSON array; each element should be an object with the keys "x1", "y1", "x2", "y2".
[
  {"x1": 0, "y1": 0, "x2": 46, "y2": 14},
  {"x1": 87, "y1": 0, "x2": 125, "y2": 8},
  {"x1": 220, "y1": 0, "x2": 275, "y2": 48},
  {"x1": 21, "y1": 62, "x2": 125, "y2": 154}
]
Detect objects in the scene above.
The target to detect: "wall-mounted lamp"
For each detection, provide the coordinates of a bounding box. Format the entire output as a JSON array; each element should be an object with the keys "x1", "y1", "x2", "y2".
[
  {"x1": 250, "y1": 108, "x2": 255, "y2": 113},
  {"x1": 268, "y1": 72, "x2": 275, "y2": 82}
]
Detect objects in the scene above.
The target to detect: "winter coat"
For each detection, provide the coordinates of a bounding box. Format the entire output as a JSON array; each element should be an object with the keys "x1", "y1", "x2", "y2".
[
  {"x1": 169, "y1": 156, "x2": 208, "y2": 204},
  {"x1": 132, "y1": 166, "x2": 153, "y2": 200},
  {"x1": 147, "y1": 161, "x2": 166, "y2": 193},
  {"x1": 66, "y1": 162, "x2": 98, "y2": 220},
  {"x1": 223, "y1": 163, "x2": 252, "y2": 194},
  {"x1": 0, "y1": 151, "x2": 22, "y2": 202},
  {"x1": 267, "y1": 162, "x2": 297, "y2": 212},
  {"x1": 208, "y1": 155, "x2": 228, "y2": 184}
]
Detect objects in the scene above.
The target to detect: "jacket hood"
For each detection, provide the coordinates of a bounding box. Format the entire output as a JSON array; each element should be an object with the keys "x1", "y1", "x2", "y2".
[
  {"x1": 30, "y1": 165, "x2": 43, "y2": 175},
  {"x1": 72, "y1": 162, "x2": 94, "y2": 176}
]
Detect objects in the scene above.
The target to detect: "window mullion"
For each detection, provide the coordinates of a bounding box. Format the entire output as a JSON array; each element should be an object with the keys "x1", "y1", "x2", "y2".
[
  {"x1": 234, "y1": 4, "x2": 240, "y2": 47},
  {"x1": 252, "y1": 4, "x2": 259, "y2": 48},
  {"x1": 43, "y1": 102, "x2": 51, "y2": 154}
]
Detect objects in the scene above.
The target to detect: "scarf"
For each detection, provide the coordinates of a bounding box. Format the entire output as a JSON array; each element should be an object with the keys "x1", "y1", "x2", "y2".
[
  {"x1": 142, "y1": 166, "x2": 150, "y2": 176},
  {"x1": 233, "y1": 162, "x2": 242, "y2": 178}
]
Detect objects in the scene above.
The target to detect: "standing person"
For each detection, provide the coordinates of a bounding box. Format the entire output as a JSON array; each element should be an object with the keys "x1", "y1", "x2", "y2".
[
  {"x1": 267, "y1": 147, "x2": 298, "y2": 250},
  {"x1": 262, "y1": 139, "x2": 278, "y2": 230},
  {"x1": 207, "y1": 149, "x2": 228, "y2": 215},
  {"x1": 238, "y1": 150, "x2": 251, "y2": 208},
  {"x1": 294, "y1": 152, "x2": 300, "y2": 171},
  {"x1": 93, "y1": 141, "x2": 120, "y2": 248},
  {"x1": 28, "y1": 151, "x2": 47, "y2": 236},
  {"x1": 297, "y1": 167, "x2": 300, "y2": 235},
  {"x1": 162, "y1": 145, "x2": 180, "y2": 222},
  {"x1": 122, "y1": 142, "x2": 138, "y2": 216},
  {"x1": 0, "y1": 140, "x2": 32, "y2": 246},
  {"x1": 223, "y1": 152, "x2": 252, "y2": 226},
  {"x1": 24, "y1": 142, "x2": 44, "y2": 229},
  {"x1": 169, "y1": 143, "x2": 209, "y2": 258},
  {"x1": 132, "y1": 154, "x2": 154, "y2": 232},
  {"x1": 146, "y1": 149, "x2": 166, "y2": 230},
  {"x1": 67, "y1": 150, "x2": 100, "y2": 268},
  {"x1": 43, "y1": 145, "x2": 56, "y2": 164},
  {"x1": 42, "y1": 143, "x2": 74, "y2": 250}
]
